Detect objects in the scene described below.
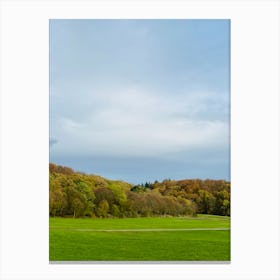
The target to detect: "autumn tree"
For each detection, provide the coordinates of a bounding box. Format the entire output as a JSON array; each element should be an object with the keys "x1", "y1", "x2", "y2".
[
  {"x1": 96, "y1": 200, "x2": 109, "y2": 218},
  {"x1": 49, "y1": 163, "x2": 230, "y2": 218}
]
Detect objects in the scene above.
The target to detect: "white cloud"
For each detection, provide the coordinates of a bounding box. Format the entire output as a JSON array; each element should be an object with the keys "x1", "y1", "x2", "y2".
[{"x1": 50, "y1": 87, "x2": 229, "y2": 158}]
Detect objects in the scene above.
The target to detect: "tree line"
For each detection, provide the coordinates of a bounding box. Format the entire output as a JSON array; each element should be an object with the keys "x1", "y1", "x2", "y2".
[{"x1": 49, "y1": 163, "x2": 230, "y2": 218}]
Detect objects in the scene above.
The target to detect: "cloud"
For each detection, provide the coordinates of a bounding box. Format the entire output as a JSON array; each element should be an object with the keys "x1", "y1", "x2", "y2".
[
  {"x1": 49, "y1": 138, "x2": 58, "y2": 147},
  {"x1": 49, "y1": 20, "x2": 230, "y2": 180},
  {"x1": 50, "y1": 87, "x2": 229, "y2": 158}
]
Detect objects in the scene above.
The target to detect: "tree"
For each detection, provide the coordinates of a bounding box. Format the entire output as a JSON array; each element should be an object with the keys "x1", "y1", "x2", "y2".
[
  {"x1": 214, "y1": 190, "x2": 230, "y2": 216},
  {"x1": 49, "y1": 173, "x2": 68, "y2": 216},
  {"x1": 49, "y1": 163, "x2": 230, "y2": 218},
  {"x1": 96, "y1": 200, "x2": 109, "y2": 218},
  {"x1": 197, "y1": 190, "x2": 215, "y2": 214},
  {"x1": 49, "y1": 185, "x2": 67, "y2": 216},
  {"x1": 108, "y1": 183, "x2": 127, "y2": 213}
]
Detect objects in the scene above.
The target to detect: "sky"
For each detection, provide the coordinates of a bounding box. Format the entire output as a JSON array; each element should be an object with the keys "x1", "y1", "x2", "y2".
[{"x1": 49, "y1": 19, "x2": 230, "y2": 184}]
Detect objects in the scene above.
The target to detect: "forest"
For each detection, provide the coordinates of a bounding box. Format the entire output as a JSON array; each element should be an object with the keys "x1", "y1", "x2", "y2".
[{"x1": 49, "y1": 163, "x2": 230, "y2": 218}]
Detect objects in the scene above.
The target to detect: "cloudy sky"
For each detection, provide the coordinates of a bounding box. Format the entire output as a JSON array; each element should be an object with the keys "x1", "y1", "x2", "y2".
[{"x1": 50, "y1": 19, "x2": 230, "y2": 184}]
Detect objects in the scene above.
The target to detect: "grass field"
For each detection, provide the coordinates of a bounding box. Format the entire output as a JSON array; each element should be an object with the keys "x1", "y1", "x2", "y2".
[{"x1": 49, "y1": 215, "x2": 230, "y2": 261}]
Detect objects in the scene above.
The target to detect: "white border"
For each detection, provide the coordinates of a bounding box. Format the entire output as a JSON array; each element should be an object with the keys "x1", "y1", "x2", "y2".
[{"x1": 0, "y1": 0, "x2": 279, "y2": 279}]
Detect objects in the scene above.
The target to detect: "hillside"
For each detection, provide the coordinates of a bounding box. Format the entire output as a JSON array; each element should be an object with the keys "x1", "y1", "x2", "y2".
[{"x1": 49, "y1": 163, "x2": 230, "y2": 218}]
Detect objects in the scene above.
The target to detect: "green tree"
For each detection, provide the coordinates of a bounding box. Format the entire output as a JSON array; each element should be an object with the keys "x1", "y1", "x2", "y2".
[
  {"x1": 197, "y1": 190, "x2": 215, "y2": 214},
  {"x1": 96, "y1": 200, "x2": 109, "y2": 218}
]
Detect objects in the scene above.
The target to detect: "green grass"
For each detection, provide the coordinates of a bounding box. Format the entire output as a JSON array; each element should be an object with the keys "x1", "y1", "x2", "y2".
[{"x1": 49, "y1": 215, "x2": 230, "y2": 261}]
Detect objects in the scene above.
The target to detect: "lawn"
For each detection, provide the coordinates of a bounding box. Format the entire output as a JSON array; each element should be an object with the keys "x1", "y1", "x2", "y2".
[{"x1": 49, "y1": 215, "x2": 230, "y2": 261}]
